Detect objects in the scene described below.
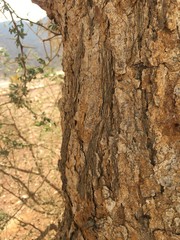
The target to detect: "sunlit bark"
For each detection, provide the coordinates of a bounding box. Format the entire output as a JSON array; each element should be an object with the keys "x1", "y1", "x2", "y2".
[{"x1": 33, "y1": 1, "x2": 180, "y2": 239}]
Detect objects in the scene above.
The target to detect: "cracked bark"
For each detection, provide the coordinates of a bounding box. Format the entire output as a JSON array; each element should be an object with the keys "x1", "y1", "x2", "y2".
[{"x1": 32, "y1": 0, "x2": 180, "y2": 239}]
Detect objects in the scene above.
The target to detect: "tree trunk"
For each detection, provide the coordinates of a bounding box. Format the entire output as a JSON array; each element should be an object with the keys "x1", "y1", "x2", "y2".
[{"x1": 33, "y1": 1, "x2": 180, "y2": 239}]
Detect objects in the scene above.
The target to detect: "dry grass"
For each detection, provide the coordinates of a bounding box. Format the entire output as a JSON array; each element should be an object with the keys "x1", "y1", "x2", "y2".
[{"x1": 0, "y1": 77, "x2": 64, "y2": 240}]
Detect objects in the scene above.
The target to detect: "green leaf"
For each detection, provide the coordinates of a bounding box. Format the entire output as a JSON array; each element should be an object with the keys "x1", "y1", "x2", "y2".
[
  {"x1": 37, "y1": 58, "x2": 46, "y2": 65},
  {"x1": 0, "y1": 149, "x2": 9, "y2": 157}
]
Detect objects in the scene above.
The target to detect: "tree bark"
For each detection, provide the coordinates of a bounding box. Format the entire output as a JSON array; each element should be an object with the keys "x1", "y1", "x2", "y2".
[{"x1": 33, "y1": 1, "x2": 180, "y2": 239}]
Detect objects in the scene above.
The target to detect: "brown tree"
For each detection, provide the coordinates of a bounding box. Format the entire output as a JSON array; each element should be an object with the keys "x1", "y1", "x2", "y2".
[{"x1": 32, "y1": 1, "x2": 180, "y2": 239}]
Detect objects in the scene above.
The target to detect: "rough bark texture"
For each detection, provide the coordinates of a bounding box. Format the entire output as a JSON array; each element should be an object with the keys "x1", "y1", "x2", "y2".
[{"x1": 33, "y1": 1, "x2": 180, "y2": 239}]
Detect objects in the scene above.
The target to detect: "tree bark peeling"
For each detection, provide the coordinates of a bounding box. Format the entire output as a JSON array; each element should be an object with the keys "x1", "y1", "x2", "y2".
[{"x1": 32, "y1": 0, "x2": 180, "y2": 239}]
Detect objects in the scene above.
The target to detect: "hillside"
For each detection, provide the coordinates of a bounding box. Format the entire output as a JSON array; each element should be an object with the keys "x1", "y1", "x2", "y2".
[
  {"x1": 0, "y1": 18, "x2": 62, "y2": 79},
  {"x1": 0, "y1": 21, "x2": 42, "y2": 58}
]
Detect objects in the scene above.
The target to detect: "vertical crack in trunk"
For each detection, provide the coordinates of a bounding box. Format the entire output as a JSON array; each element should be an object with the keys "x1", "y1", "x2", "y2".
[{"x1": 32, "y1": 0, "x2": 180, "y2": 239}]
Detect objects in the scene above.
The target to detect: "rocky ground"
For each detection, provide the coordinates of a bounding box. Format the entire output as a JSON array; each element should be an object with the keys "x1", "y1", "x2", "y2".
[{"x1": 0, "y1": 76, "x2": 64, "y2": 240}]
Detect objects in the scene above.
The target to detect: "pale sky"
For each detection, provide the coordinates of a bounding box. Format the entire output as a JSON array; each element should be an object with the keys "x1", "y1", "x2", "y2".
[{"x1": 0, "y1": 0, "x2": 46, "y2": 22}]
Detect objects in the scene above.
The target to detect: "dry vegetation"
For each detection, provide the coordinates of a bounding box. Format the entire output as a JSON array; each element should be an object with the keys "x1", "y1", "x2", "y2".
[{"x1": 0, "y1": 76, "x2": 64, "y2": 240}]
